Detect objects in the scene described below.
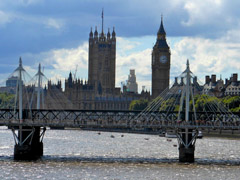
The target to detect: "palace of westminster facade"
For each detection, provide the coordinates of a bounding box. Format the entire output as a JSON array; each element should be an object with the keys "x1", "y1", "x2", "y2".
[
  {"x1": 3, "y1": 14, "x2": 240, "y2": 109},
  {"x1": 43, "y1": 15, "x2": 171, "y2": 110}
]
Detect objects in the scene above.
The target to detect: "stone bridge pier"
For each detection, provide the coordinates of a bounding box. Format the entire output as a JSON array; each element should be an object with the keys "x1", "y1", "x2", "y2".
[
  {"x1": 12, "y1": 126, "x2": 45, "y2": 160},
  {"x1": 12, "y1": 110, "x2": 46, "y2": 160},
  {"x1": 177, "y1": 128, "x2": 197, "y2": 162}
]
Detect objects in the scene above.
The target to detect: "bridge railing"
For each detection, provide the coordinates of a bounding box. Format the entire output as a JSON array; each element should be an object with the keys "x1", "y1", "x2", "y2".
[{"x1": 0, "y1": 109, "x2": 240, "y2": 130}]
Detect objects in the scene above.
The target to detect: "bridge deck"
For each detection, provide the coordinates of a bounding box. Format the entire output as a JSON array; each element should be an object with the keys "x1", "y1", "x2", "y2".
[{"x1": 0, "y1": 109, "x2": 240, "y2": 134}]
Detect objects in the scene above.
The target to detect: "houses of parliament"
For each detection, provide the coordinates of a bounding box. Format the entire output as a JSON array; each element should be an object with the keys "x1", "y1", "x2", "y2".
[{"x1": 44, "y1": 13, "x2": 170, "y2": 110}]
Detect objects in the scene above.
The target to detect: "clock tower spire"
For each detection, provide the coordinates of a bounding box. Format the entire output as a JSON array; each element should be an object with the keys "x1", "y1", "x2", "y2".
[{"x1": 152, "y1": 16, "x2": 171, "y2": 99}]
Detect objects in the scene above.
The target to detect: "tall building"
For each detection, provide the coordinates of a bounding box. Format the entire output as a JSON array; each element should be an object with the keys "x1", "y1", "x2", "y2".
[
  {"x1": 43, "y1": 11, "x2": 150, "y2": 110},
  {"x1": 126, "y1": 69, "x2": 138, "y2": 93},
  {"x1": 6, "y1": 76, "x2": 18, "y2": 88},
  {"x1": 88, "y1": 10, "x2": 116, "y2": 95},
  {"x1": 152, "y1": 17, "x2": 171, "y2": 99}
]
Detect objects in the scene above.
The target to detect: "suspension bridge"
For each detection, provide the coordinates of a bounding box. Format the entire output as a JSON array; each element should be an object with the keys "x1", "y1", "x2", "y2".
[{"x1": 0, "y1": 58, "x2": 240, "y2": 162}]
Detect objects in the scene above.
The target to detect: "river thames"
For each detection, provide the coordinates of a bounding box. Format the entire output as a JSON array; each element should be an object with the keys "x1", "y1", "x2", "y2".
[{"x1": 0, "y1": 127, "x2": 240, "y2": 180}]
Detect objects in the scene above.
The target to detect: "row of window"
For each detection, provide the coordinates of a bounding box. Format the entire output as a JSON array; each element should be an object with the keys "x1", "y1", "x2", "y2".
[
  {"x1": 225, "y1": 92, "x2": 240, "y2": 95},
  {"x1": 95, "y1": 102, "x2": 128, "y2": 110},
  {"x1": 227, "y1": 87, "x2": 240, "y2": 91}
]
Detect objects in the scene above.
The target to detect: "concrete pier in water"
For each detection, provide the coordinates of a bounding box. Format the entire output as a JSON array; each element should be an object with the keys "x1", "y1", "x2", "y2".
[{"x1": 14, "y1": 126, "x2": 43, "y2": 160}]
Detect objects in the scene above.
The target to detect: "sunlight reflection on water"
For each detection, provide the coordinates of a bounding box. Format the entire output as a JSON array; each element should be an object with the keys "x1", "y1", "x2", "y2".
[{"x1": 0, "y1": 127, "x2": 240, "y2": 179}]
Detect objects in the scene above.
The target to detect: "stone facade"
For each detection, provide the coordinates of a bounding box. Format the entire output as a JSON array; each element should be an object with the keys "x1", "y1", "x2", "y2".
[
  {"x1": 152, "y1": 17, "x2": 171, "y2": 99},
  {"x1": 224, "y1": 74, "x2": 240, "y2": 96},
  {"x1": 88, "y1": 26, "x2": 116, "y2": 95},
  {"x1": 44, "y1": 13, "x2": 150, "y2": 110},
  {"x1": 202, "y1": 73, "x2": 240, "y2": 97}
]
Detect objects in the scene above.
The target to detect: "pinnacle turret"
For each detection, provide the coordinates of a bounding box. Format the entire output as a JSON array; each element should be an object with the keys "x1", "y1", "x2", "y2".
[
  {"x1": 107, "y1": 28, "x2": 110, "y2": 40},
  {"x1": 112, "y1": 27, "x2": 116, "y2": 38},
  {"x1": 94, "y1": 26, "x2": 98, "y2": 38},
  {"x1": 157, "y1": 15, "x2": 166, "y2": 40},
  {"x1": 89, "y1": 27, "x2": 93, "y2": 38},
  {"x1": 101, "y1": 8, "x2": 104, "y2": 37},
  {"x1": 158, "y1": 15, "x2": 166, "y2": 35}
]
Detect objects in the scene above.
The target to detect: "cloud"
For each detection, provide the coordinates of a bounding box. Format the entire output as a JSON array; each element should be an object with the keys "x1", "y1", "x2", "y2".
[
  {"x1": 117, "y1": 37, "x2": 141, "y2": 55},
  {"x1": 170, "y1": 31, "x2": 240, "y2": 82},
  {"x1": 1, "y1": 0, "x2": 240, "y2": 93},
  {"x1": 14, "y1": 0, "x2": 42, "y2": 6},
  {"x1": 182, "y1": 0, "x2": 223, "y2": 26},
  {"x1": 45, "y1": 18, "x2": 64, "y2": 30},
  {"x1": 19, "y1": 37, "x2": 153, "y2": 92},
  {"x1": 25, "y1": 42, "x2": 89, "y2": 76},
  {"x1": 0, "y1": 10, "x2": 12, "y2": 26},
  {"x1": 116, "y1": 48, "x2": 152, "y2": 91},
  {"x1": 2, "y1": 29, "x2": 240, "y2": 94},
  {"x1": 21, "y1": 42, "x2": 89, "y2": 83}
]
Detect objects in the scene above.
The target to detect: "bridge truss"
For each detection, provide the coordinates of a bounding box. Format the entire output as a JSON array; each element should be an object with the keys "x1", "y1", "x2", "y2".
[{"x1": 0, "y1": 109, "x2": 240, "y2": 133}]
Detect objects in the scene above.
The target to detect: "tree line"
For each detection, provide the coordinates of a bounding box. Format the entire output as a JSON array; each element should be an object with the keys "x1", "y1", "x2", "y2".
[
  {"x1": 129, "y1": 95, "x2": 240, "y2": 112},
  {"x1": 0, "y1": 92, "x2": 15, "y2": 108},
  {"x1": 1, "y1": 92, "x2": 240, "y2": 112}
]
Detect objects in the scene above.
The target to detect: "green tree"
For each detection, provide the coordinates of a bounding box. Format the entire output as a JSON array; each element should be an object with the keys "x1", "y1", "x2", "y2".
[
  {"x1": 0, "y1": 92, "x2": 15, "y2": 108},
  {"x1": 129, "y1": 99, "x2": 149, "y2": 110},
  {"x1": 222, "y1": 96, "x2": 240, "y2": 112}
]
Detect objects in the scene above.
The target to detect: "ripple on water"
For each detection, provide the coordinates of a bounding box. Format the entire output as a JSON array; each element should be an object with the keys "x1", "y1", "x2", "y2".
[{"x1": 0, "y1": 130, "x2": 240, "y2": 179}]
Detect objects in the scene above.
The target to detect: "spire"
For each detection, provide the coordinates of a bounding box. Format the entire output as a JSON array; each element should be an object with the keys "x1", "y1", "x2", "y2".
[
  {"x1": 94, "y1": 26, "x2": 98, "y2": 38},
  {"x1": 101, "y1": 8, "x2": 104, "y2": 34},
  {"x1": 89, "y1": 27, "x2": 93, "y2": 38},
  {"x1": 69, "y1": 71, "x2": 72, "y2": 81},
  {"x1": 19, "y1": 57, "x2": 22, "y2": 67},
  {"x1": 158, "y1": 14, "x2": 166, "y2": 35},
  {"x1": 107, "y1": 28, "x2": 110, "y2": 39},
  {"x1": 112, "y1": 26, "x2": 116, "y2": 38},
  {"x1": 186, "y1": 59, "x2": 190, "y2": 70}
]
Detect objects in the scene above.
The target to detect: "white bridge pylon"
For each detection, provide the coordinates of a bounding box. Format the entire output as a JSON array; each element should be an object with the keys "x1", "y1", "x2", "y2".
[
  {"x1": 133, "y1": 59, "x2": 239, "y2": 162},
  {"x1": 11, "y1": 58, "x2": 46, "y2": 160},
  {"x1": 133, "y1": 60, "x2": 198, "y2": 126},
  {"x1": 176, "y1": 60, "x2": 198, "y2": 150}
]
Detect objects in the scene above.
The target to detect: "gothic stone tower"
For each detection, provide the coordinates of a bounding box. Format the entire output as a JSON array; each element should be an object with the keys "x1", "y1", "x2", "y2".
[
  {"x1": 88, "y1": 11, "x2": 116, "y2": 95},
  {"x1": 152, "y1": 17, "x2": 171, "y2": 99}
]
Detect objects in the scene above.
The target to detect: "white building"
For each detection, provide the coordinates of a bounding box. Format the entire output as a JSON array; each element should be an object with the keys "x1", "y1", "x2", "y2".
[
  {"x1": 126, "y1": 69, "x2": 138, "y2": 93},
  {"x1": 224, "y1": 74, "x2": 240, "y2": 96}
]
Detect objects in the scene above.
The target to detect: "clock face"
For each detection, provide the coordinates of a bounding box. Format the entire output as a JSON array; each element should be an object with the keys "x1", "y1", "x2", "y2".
[{"x1": 160, "y1": 55, "x2": 167, "y2": 63}]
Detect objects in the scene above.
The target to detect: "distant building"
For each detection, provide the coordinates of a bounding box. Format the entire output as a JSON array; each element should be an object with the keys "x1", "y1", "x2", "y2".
[
  {"x1": 202, "y1": 73, "x2": 240, "y2": 97},
  {"x1": 152, "y1": 17, "x2": 171, "y2": 99},
  {"x1": 0, "y1": 76, "x2": 18, "y2": 94},
  {"x1": 224, "y1": 73, "x2": 240, "y2": 96},
  {"x1": 171, "y1": 76, "x2": 203, "y2": 95},
  {"x1": 44, "y1": 11, "x2": 150, "y2": 110},
  {"x1": 126, "y1": 69, "x2": 138, "y2": 93},
  {"x1": 203, "y1": 74, "x2": 224, "y2": 97},
  {"x1": 6, "y1": 76, "x2": 18, "y2": 88}
]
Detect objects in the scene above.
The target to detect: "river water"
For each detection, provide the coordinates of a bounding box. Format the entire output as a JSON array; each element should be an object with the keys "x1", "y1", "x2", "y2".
[{"x1": 0, "y1": 127, "x2": 240, "y2": 180}]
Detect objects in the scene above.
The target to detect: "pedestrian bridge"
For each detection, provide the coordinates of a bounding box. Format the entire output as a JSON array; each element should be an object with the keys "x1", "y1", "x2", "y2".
[
  {"x1": 2, "y1": 59, "x2": 240, "y2": 162},
  {"x1": 0, "y1": 109, "x2": 240, "y2": 132}
]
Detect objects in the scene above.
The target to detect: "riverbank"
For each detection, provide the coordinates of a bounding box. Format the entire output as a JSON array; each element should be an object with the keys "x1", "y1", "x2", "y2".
[{"x1": 203, "y1": 130, "x2": 240, "y2": 139}]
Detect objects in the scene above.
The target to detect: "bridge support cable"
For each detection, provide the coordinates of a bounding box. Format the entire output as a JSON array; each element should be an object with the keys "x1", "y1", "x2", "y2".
[
  {"x1": 133, "y1": 79, "x2": 183, "y2": 129},
  {"x1": 9, "y1": 59, "x2": 47, "y2": 160},
  {"x1": 195, "y1": 77, "x2": 240, "y2": 127},
  {"x1": 176, "y1": 60, "x2": 197, "y2": 163}
]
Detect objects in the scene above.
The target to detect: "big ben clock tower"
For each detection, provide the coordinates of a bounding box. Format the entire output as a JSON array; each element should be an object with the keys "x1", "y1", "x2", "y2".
[{"x1": 152, "y1": 17, "x2": 171, "y2": 99}]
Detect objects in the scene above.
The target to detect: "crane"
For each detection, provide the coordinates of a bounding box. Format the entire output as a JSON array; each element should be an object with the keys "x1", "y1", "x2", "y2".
[{"x1": 73, "y1": 65, "x2": 78, "y2": 80}]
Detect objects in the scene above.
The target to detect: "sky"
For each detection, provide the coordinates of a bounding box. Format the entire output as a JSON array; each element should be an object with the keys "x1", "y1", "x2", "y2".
[{"x1": 1, "y1": 0, "x2": 240, "y2": 92}]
